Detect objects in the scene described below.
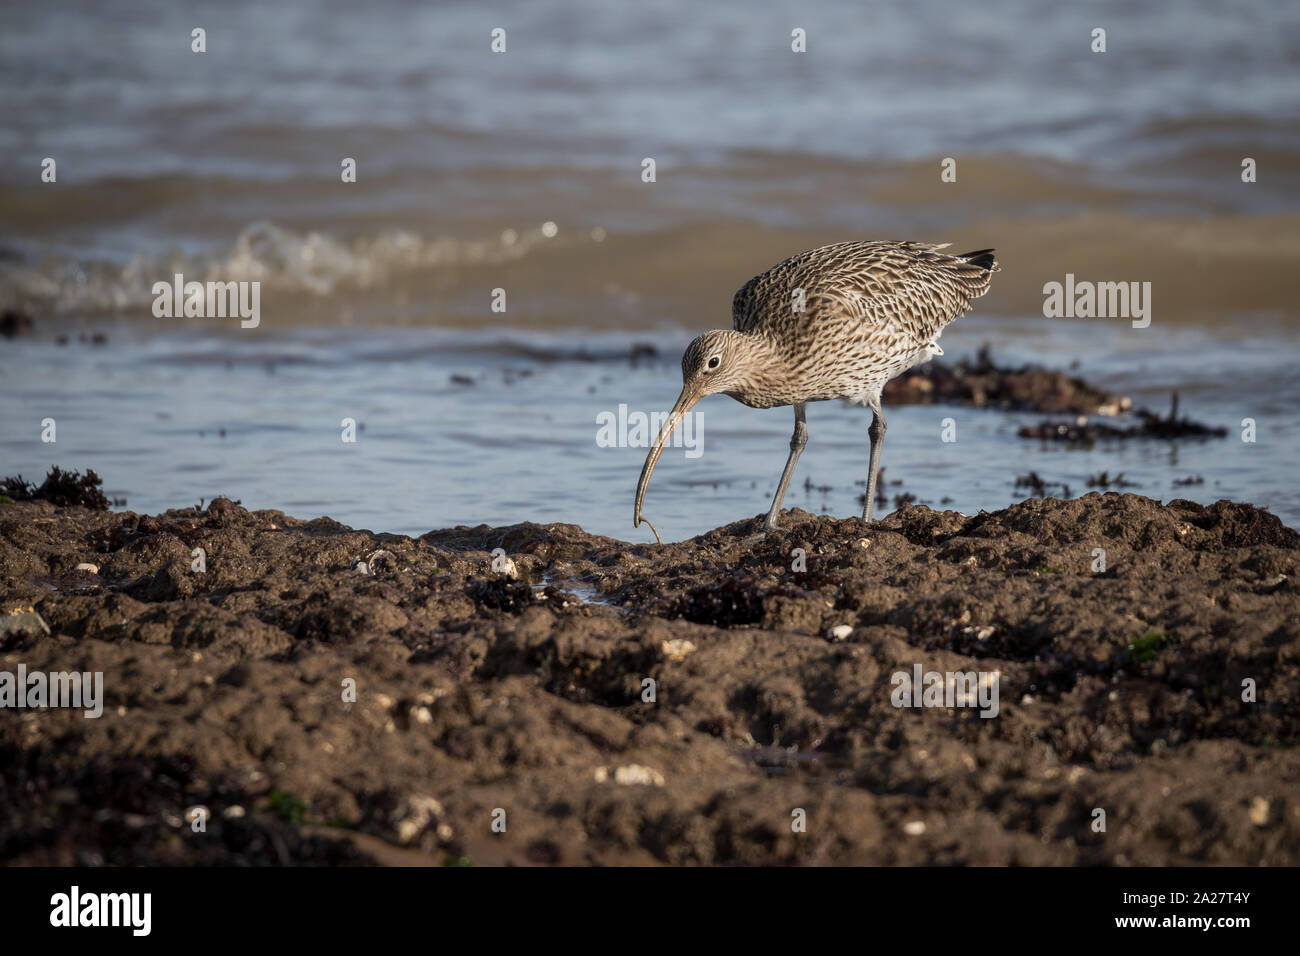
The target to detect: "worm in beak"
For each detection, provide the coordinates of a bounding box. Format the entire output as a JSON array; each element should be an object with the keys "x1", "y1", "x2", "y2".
[{"x1": 633, "y1": 386, "x2": 702, "y2": 545}]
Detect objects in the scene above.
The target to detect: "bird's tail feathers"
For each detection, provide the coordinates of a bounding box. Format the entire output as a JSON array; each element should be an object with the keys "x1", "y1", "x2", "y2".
[{"x1": 958, "y1": 248, "x2": 999, "y2": 272}]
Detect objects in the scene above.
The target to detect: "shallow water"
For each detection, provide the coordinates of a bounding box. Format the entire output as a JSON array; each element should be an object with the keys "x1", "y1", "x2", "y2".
[
  {"x1": 4, "y1": 317, "x2": 1297, "y2": 540},
  {"x1": 3, "y1": 0, "x2": 1298, "y2": 326},
  {"x1": 2, "y1": 1, "x2": 1297, "y2": 537}
]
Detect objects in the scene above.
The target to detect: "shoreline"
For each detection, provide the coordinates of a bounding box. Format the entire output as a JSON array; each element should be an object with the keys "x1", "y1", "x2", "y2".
[{"x1": 2, "y1": 490, "x2": 1297, "y2": 865}]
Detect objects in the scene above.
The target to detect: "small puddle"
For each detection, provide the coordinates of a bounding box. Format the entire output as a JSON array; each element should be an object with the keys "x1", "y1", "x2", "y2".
[{"x1": 532, "y1": 572, "x2": 617, "y2": 607}]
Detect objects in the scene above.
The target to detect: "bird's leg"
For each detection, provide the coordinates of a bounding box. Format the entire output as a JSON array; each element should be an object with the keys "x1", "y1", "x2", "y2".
[
  {"x1": 763, "y1": 403, "x2": 807, "y2": 532},
  {"x1": 863, "y1": 400, "x2": 887, "y2": 521}
]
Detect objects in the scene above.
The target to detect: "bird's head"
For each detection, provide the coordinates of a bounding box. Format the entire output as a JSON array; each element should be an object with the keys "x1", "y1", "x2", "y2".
[
  {"x1": 679, "y1": 329, "x2": 750, "y2": 400},
  {"x1": 633, "y1": 329, "x2": 753, "y2": 543}
]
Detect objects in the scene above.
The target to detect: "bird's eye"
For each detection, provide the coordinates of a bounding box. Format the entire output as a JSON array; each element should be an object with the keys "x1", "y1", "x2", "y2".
[{"x1": 707, "y1": 356, "x2": 721, "y2": 370}]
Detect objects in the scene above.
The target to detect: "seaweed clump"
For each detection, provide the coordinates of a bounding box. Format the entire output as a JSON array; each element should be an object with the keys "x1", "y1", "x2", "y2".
[
  {"x1": 1019, "y1": 393, "x2": 1228, "y2": 445},
  {"x1": 1, "y1": 467, "x2": 110, "y2": 510}
]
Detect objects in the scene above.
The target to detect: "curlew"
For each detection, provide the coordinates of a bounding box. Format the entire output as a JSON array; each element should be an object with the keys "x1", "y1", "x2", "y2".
[{"x1": 634, "y1": 240, "x2": 1000, "y2": 543}]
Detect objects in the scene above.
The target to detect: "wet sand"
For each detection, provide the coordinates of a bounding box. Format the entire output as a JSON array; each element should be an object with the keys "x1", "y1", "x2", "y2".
[{"x1": 2, "y1": 491, "x2": 1297, "y2": 865}]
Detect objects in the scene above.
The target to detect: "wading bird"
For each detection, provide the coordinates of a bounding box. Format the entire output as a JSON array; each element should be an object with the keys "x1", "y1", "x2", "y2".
[{"x1": 634, "y1": 240, "x2": 999, "y2": 543}]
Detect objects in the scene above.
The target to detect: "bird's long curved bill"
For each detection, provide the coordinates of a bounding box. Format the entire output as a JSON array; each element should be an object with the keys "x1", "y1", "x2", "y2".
[{"x1": 633, "y1": 387, "x2": 701, "y2": 545}]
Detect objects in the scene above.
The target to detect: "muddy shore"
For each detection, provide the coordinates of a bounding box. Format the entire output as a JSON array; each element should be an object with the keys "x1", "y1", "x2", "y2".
[{"x1": 2, "y1": 492, "x2": 1297, "y2": 865}]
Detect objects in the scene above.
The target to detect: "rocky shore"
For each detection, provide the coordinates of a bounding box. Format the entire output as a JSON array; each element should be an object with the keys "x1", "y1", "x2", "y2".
[{"x1": 1, "y1": 491, "x2": 1297, "y2": 865}]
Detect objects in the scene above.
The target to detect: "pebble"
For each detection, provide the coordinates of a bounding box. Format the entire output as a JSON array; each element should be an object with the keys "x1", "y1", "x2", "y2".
[
  {"x1": 661, "y1": 638, "x2": 696, "y2": 661},
  {"x1": 594, "y1": 764, "x2": 665, "y2": 786},
  {"x1": 394, "y1": 794, "x2": 445, "y2": 844},
  {"x1": 1249, "y1": 797, "x2": 1270, "y2": 826},
  {"x1": 903, "y1": 820, "x2": 926, "y2": 835}
]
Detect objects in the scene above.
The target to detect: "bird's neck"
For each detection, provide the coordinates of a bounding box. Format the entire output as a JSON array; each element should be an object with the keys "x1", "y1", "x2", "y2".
[{"x1": 724, "y1": 333, "x2": 791, "y2": 409}]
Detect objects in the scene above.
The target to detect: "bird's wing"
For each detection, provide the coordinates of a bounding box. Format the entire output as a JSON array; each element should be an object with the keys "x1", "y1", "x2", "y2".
[{"x1": 733, "y1": 241, "x2": 998, "y2": 344}]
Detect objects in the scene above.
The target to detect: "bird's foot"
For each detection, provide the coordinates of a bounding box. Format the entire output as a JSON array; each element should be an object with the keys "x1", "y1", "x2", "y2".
[{"x1": 741, "y1": 518, "x2": 783, "y2": 547}]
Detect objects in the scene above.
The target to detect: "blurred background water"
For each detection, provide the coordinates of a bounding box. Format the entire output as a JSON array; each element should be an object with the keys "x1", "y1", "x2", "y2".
[{"x1": 2, "y1": 0, "x2": 1298, "y2": 539}]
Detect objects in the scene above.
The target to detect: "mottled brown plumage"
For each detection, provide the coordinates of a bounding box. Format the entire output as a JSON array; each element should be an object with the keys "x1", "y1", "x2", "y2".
[{"x1": 635, "y1": 240, "x2": 1000, "y2": 543}]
